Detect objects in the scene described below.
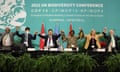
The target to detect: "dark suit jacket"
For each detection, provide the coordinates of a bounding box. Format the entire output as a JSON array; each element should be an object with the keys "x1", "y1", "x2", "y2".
[
  {"x1": 16, "y1": 31, "x2": 36, "y2": 48},
  {"x1": 38, "y1": 34, "x2": 61, "y2": 48},
  {"x1": 103, "y1": 32, "x2": 120, "y2": 50}
]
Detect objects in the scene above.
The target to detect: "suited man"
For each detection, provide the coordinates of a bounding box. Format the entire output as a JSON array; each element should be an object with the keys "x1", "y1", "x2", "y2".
[
  {"x1": 38, "y1": 29, "x2": 61, "y2": 48},
  {"x1": 16, "y1": 27, "x2": 37, "y2": 48},
  {"x1": 0, "y1": 27, "x2": 16, "y2": 50},
  {"x1": 103, "y1": 29, "x2": 120, "y2": 53}
]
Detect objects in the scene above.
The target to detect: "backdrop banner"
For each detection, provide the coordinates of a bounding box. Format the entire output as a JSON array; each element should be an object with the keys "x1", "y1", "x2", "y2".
[{"x1": 0, "y1": 0, "x2": 120, "y2": 49}]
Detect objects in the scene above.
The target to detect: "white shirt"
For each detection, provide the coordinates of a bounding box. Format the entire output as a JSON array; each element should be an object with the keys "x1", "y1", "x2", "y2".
[
  {"x1": 24, "y1": 33, "x2": 29, "y2": 46},
  {"x1": 2, "y1": 34, "x2": 12, "y2": 46},
  {"x1": 111, "y1": 35, "x2": 116, "y2": 48},
  {"x1": 47, "y1": 36, "x2": 54, "y2": 48},
  {"x1": 108, "y1": 35, "x2": 116, "y2": 52}
]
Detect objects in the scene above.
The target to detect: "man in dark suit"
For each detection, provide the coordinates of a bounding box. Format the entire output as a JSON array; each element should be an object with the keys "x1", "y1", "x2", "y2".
[
  {"x1": 16, "y1": 27, "x2": 37, "y2": 49},
  {"x1": 103, "y1": 29, "x2": 120, "y2": 54},
  {"x1": 38, "y1": 29, "x2": 61, "y2": 48}
]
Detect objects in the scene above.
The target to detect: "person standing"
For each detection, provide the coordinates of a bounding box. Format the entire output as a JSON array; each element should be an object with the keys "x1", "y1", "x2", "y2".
[
  {"x1": 103, "y1": 29, "x2": 120, "y2": 54},
  {"x1": 81, "y1": 28, "x2": 106, "y2": 52},
  {"x1": 61, "y1": 30, "x2": 80, "y2": 49},
  {"x1": 38, "y1": 29, "x2": 61, "y2": 49},
  {"x1": 16, "y1": 26, "x2": 37, "y2": 50},
  {"x1": 0, "y1": 27, "x2": 16, "y2": 50}
]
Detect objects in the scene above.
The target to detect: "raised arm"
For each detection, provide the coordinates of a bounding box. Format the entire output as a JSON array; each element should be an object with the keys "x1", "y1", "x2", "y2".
[
  {"x1": 78, "y1": 28, "x2": 85, "y2": 39},
  {"x1": 38, "y1": 34, "x2": 46, "y2": 39},
  {"x1": 78, "y1": 28, "x2": 89, "y2": 40},
  {"x1": 95, "y1": 27, "x2": 107, "y2": 38},
  {"x1": 31, "y1": 32, "x2": 38, "y2": 40},
  {"x1": 15, "y1": 26, "x2": 23, "y2": 37},
  {"x1": 102, "y1": 27, "x2": 109, "y2": 39},
  {"x1": 56, "y1": 34, "x2": 61, "y2": 39},
  {"x1": 61, "y1": 30, "x2": 68, "y2": 41}
]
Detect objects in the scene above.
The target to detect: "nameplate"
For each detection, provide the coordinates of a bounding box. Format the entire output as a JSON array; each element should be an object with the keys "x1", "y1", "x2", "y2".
[
  {"x1": 95, "y1": 48, "x2": 106, "y2": 52},
  {"x1": 49, "y1": 48, "x2": 58, "y2": 51},
  {"x1": 27, "y1": 48, "x2": 36, "y2": 51},
  {"x1": 64, "y1": 48, "x2": 73, "y2": 51}
]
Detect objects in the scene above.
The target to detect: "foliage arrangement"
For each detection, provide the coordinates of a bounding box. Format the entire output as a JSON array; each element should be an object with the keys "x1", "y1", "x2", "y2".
[
  {"x1": 104, "y1": 54, "x2": 120, "y2": 72},
  {"x1": 0, "y1": 53, "x2": 98, "y2": 72}
]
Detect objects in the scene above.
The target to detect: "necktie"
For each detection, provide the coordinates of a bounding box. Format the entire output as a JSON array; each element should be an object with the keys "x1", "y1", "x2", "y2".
[
  {"x1": 49, "y1": 36, "x2": 51, "y2": 44},
  {"x1": 48, "y1": 36, "x2": 54, "y2": 47}
]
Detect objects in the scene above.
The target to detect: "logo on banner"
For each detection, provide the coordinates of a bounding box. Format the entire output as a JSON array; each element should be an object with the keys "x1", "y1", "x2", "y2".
[{"x1": 0, "y1": 0, "x2": 26, "y2": 29}]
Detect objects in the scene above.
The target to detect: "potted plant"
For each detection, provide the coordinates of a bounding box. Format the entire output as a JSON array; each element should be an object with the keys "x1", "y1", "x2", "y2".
[
  {"x1": 0, "y1": 54, "x2": 16, "y2": 72},
  {"x1": 13, "y1": 53, "x2": 35, "y2": 72},
  {"x1": 104, "y1": 54, "x2": 120, "y2": 72},
  {"x1": 54, "y1": 53, "x2": 97, "y2": 72},
  {"x1": 54, "y1": 53, "x2": 73, "y2": 72},
  {"x1": 70, "y1": 54, "x2": 97, "y2": 72},
  {"x1": 34, "y1": 55, "x2": 57, "y2": 72}
]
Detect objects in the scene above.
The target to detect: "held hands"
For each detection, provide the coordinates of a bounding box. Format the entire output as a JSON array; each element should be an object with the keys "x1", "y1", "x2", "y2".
[
  {"x1": 16, "y1": 26, "x2": 20, "y2": 31},
  {"x1": 60, "y1": 30, "x2": 66, "y2": 40},
  {"x1": 60, "y1": 30, "x2": 65, "y2": 36},
  {"x1": 103, "y1": 27, "x2": 107, "y2": 33},
  {"x1": 60, "y1": 30, "x2": 64, "y2": 33},
  {"x1": 79, "y1": 28, "x2": 84, "y2": 39},
  {"x1": 34, "y1": 32, "x2": 38, "y2": 35},
  {"x1": 16, "y1": 26, "x2": 38, "y2": 35}
]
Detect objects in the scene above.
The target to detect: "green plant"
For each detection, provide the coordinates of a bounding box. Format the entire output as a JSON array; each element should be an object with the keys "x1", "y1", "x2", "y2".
[
  {"x1": 13, "y1": 53, "x2": 35, "y2": 72},
  {"x1": 54, "y1": 53, "x2": 73, "y2": 72},
  {"x1": 34, "y1": 55, "x2": 57, "y2": 72},
  {"x1": 104, "y1": 54, "x2": 120, "y2": 72},
  {"x1": 54, "y1": 53, "x2": 97, "y2": 72},
  {"x1": 70, "y1": 54, "x2": 97, "y2": 72},
  {"x1": 0, "y1": 53, "x2": 98, "y2": 72},
  {"x1": 0, "y1": 54, "x2": 16, "y2": 72}
]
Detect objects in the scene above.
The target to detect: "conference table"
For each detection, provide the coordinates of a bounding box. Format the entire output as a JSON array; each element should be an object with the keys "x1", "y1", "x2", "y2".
[
  {"x1": 25, "y1": 48, "x2": 113, "y2": 65},
  {"x1": 0, "y1": 47, "x2": 114, "y2": 70},
  {"x1": 0, "y1": 47, "x2": 114, "y2": 64},
  {"x1": 0, "y1": 47, "x2": 112, "y2": 56}
]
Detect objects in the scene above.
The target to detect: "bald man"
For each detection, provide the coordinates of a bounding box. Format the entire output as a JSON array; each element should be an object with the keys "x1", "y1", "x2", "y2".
[{"x1": 0, "y1": 27, "x2": 16, "y2": 50}]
